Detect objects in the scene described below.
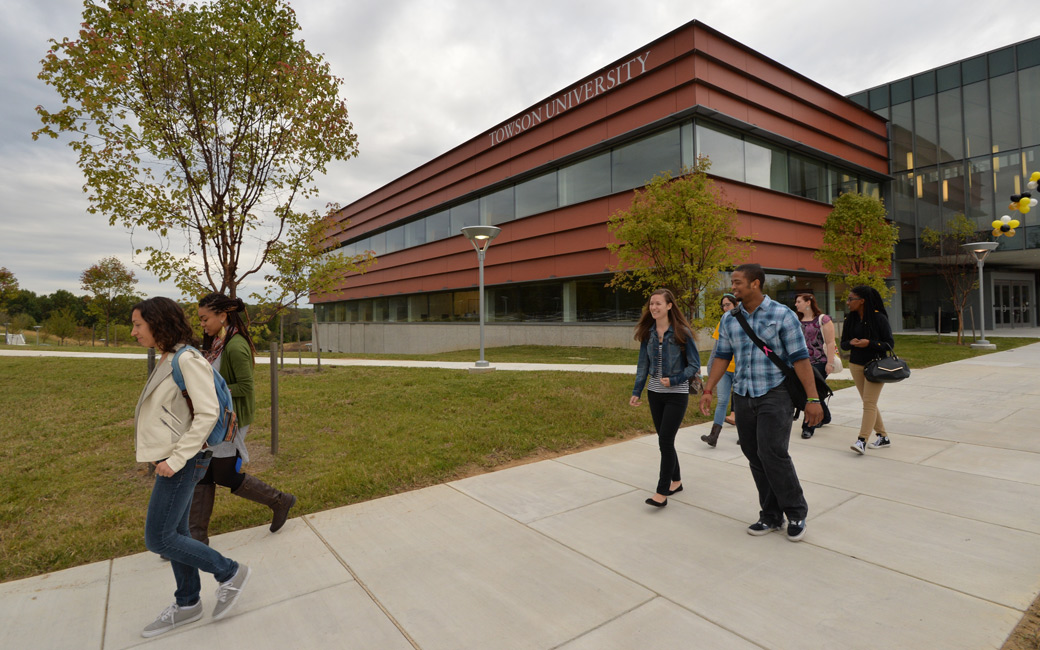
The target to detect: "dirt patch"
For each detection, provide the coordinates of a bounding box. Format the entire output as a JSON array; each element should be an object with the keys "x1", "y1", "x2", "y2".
[{"x1": 1003, "y1": 594, "x2": 1040, "y2": 650}]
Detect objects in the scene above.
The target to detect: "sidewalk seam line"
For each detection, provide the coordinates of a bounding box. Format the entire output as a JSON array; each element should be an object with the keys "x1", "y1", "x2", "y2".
[
  {"x1": 302, "y1": 516, "x2": 422, "y2": 650},
  {"x1": 100, "y1": 559, "x2": 112, "y2": 650}
]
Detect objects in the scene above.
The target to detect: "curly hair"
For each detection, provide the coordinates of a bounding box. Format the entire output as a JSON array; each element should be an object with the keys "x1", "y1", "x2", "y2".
[
  {"x1": 132, "y1": 297, "x2": 198, "y2": 352},
  {"x1": 198, "y1": 292, "x2": 256, "y2": 359}
]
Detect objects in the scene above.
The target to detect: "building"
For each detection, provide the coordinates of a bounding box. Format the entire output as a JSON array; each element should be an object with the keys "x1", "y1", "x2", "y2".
[
  {"x1": 849, "y1": 37, "x2": 1040, "y2": 332},
  {"x1": 313, "y1": 20, "x2": 889, "y2": 353}
]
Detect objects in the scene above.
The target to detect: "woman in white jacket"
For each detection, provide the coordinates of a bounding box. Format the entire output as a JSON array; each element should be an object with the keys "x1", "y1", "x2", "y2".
[{"x1": 131, "y1": 297, "x2": 250, "y2": 638}]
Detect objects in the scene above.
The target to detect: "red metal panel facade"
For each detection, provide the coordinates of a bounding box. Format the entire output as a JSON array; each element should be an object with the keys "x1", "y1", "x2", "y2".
[{"x1": 315, "y1": 20, "x2": 888, "y2": 304}]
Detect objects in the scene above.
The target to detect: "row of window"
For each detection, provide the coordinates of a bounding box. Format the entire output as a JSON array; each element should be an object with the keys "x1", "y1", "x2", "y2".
[
  {"x1": 314, "y1": 274, "x2": 838, "y2": 325},
  {"x1": 889, "y1": 145, "x2": 1040, "y2": 258},
  {"x1": 331, "y1": 119, "x2": 883, "y2": 259}
]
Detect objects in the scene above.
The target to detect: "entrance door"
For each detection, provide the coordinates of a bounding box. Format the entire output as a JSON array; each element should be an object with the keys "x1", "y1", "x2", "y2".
[{"x1": 993, "y1": 280, "x2": 1034, "y2": 328}]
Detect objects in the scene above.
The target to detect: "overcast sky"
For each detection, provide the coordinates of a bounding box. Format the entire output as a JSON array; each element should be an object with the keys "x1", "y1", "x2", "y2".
[{"x1": 0, "y1": 0, "x2": 1032, "y2": 299}]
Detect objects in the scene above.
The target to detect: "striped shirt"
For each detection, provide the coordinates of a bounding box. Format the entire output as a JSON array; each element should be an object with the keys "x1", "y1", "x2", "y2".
[
  {"x1": 713, "y1": 295, "x2": 809, "y2": 398},
  {"x1": 647, "y1": 341, "x2": 689, "y2": 394}
]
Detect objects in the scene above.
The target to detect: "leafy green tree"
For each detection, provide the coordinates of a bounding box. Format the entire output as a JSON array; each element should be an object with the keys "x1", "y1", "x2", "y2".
[
  {"x1": 607, "y1": 158, "x2": 754, "y2": 326},
  {"x1": 44, "y1": 308, "x2": 79, "y2": 345},
  {"x1": 80, "y1": 256, "x2": 141, "y2": 347},
  {"x1": 0, "y1": 267, "x2": 18, "y2": 313},
  {"x1": 814, "y1": 192, "x2": 898, "y2": 303},
  {"x1": 35, "y1": 0, "x2": 366, "y2": 306},
  {"x1": 40, "y1": 289, "x2": 89, "y2": 325},
  {"x1": 921, "y1": 213, "x2": 980, "y2": 344},
  {"x1": 11, "y1": 313, "x2": 37, "y2": 334}
]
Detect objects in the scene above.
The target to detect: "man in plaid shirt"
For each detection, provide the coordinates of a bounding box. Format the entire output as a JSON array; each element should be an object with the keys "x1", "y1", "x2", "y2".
[{"x1": 700, "y1": 264, "x2": 823, "y2": 542}]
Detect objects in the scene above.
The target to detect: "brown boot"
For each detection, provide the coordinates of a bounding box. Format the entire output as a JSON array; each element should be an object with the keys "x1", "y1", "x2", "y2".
[
  {"x1": 700, "y1": 423, "x2": 723, "y2": 448},
  {"x1": 189, "y1": 483, "x2": 216, "y2": 546},
  {"x1": 232, "y1": 474, "x2": 297, "y2": 532}
]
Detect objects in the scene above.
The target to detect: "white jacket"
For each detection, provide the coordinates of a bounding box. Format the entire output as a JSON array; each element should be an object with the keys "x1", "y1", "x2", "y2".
[{"x1": 134, "y1": 345, "x2": 219, "y2": 472}]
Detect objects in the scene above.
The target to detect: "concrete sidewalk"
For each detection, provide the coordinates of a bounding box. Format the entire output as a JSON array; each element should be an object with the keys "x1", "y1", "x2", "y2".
[
  {"x1": 3, "y1": 346, "x2": 1040, "y2": 649},
  {"x1": 0, "y1": 348, "x2": 853, "y2": 380}
]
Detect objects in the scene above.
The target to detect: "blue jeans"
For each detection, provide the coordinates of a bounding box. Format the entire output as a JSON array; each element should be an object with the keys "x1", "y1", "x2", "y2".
[
  {"x1": 733, "y1": 386, "x2": 808, "y2": 523},
  {"x1": 712, "y1": 371, "x2": 734, "y2": 426},
  {"x1": 144, "y1": 451, "x2": 238, "y2": 607}
]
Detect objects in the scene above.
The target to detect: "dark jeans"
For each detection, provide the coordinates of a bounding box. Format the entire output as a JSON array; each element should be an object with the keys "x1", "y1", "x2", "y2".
[
  {"x1": 801, "y1": 360, "x2": 832, "y2": 434},
  {"x1": 647, "y1": 391, "x2": 688, "y2": 495},
  {"x1": 144, "y1": 451, "x2": 238, "y2": 606},
  {"x1": 733, "y1": 386, "x2": 808, "y2": 524}
]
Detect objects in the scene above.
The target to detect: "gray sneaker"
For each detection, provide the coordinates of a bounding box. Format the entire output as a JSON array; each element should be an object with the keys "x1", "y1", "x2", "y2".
[
  {"x1": 212, "y1": 565, "x2": 251, "y2": 620},
  {"x1": 141, "y1": 601, "x2": 203, "y2": 638}
]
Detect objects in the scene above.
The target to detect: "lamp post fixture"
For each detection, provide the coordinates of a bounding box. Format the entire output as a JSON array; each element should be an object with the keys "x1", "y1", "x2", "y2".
[
  {"x1": 962, "y1": 241, "x2": 999, "y2": 350},
  {"x1": 33, "y1": 325, "x2": 43, "y2": 346},
  {"x1": 461, "y1": 225, "x2": 501, "y2": 369},
  {"x1": 3, "y1": 322, "x2": 9, "y2": 345}
]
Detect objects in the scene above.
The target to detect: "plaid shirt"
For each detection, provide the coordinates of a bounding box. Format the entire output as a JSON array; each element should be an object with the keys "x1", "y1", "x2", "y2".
[{"x1": 713, "y1": 295, "x2": 809, "y2": 398}]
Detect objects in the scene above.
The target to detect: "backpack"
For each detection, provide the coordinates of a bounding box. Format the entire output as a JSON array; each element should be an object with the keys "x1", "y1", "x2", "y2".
[{"x1": 170, "y1": 345, "x2": 238, "y2": 448}]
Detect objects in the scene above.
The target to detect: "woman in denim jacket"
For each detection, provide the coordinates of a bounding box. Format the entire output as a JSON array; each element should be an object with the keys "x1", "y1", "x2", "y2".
[{"x1": 629, "y1": 288, "x2": 700, "y2": 507}]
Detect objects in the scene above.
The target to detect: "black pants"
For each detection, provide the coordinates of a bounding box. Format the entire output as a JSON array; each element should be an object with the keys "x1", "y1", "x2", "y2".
[
  {"x1": 801, "y1": 360, "x2": 832, "y2": 434},
  {"x1": 733, "y1": 386, "x2": 808, "y2": 523},
  {"x1": 647, "y1": 391, "x2": 688, "y2": 495},
  {"x1": 197, "y1": 455, "x2": 245, "y2": 492}
]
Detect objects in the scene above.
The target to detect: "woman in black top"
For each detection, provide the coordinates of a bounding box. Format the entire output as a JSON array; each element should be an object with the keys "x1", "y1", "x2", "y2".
[{"x1": 840, "y1": 285, "x2": 895, "y2": 455}]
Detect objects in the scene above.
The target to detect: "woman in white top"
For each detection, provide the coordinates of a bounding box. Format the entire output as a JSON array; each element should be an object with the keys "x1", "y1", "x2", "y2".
[{"x1": 131, "y1": 297, "x2": 250, "y2": 638}]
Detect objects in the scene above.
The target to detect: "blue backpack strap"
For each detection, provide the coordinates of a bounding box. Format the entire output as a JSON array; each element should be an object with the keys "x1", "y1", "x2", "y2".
[{"x1": 170, "y1": 346, "x2": 193, "y2": 392}]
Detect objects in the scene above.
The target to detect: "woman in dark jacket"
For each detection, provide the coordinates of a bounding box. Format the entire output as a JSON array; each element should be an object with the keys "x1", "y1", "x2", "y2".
[
  {"x1": 630, "y1": 288, "x2": 700, "y2": 507},
  {"x1": 190, "y1": 293, "x2": 296, "y2": 546},
  {"x1": 840, "y1": 285, "x2": 895, "y2": 455}
]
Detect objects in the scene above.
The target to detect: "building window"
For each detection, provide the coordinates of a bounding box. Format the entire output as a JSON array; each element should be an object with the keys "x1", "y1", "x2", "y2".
[
  {"x1": 388, "y1": 296, "x2": 407, "y2": 322},
  {"x1": 611, "y1": 127, "x2": 681, "y2": 191},
  {"x1": 966, "y1": 156, "x2": 995, "y2": 229},
  {"x1": 745, "y1": 137, "x2": 788, "y2": 192},
  {"x1": 516, "y1": 171, "x2": 558, "y2": 218},
  {"x1": 426, "y1": 210, "x2": 451, "y2": 243},
  {"x1": 890, "y1": 101, "x2": 913, "y2": 171},
  {"x1": 913, "y1": 95, "x2": 938, "y2": 168},
  {"x1": 453, "y1": 290, "x2": 479, "y2": 321},
  {"x1": 789, "y1": 154, "x2": 826, "y2": 202},
  {"x1": 1019, "y1": 67, "x2": 1040, "y2": 147},
  {"x1": 481, "y1": 186, "x2": 515, "y2": 225},
  {"x1": 428, "y1": 292, "x2": 452, "y2": 321},
  {"x1": 990, "y1": 73, "x2": 1019, "y2": 153},
  {"x1": 368, "y1": 232, "x2": 386, "y2": 257},
  {"x1": 963, "y1": 81, "x2": 991, "y2": 158},
  {"x1": 937, "y1": 87, "x2": 964, "y2": 162},
  {"x1": 404, "y1": 219, "x2": 427, "y2": 248},
  {"x1": 385, "y1": 226, "x2": 405, "y2": 254},
  {"x1": 696, "y1": 123, "x2": 744, "y2": 182},
  {"x1": 450, "y1": 200, "x2": 480, "y2": 235},
  {"x1": 559, "y1": 153, "x2": 611, "y2": 207}
]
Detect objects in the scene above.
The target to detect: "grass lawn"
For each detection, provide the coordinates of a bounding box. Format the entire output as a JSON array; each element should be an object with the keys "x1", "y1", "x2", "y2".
[{"x1": 0, "y1": 335, "x2": 1036, "y2": 587}]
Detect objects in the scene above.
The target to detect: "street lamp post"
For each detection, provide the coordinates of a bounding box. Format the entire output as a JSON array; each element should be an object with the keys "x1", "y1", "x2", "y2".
[
  {"x1": 461, "y1": 225, "x2": 501, "y2": 369},
  {"x1": 3, "y1": 322, "x2": 9, "y2": 345},
  {"x1": 33, "y1": 325, "x2": 43, "y2": 346},
  {"x1": 962, "y1": 241, "x2": 999, "y2": 350}
]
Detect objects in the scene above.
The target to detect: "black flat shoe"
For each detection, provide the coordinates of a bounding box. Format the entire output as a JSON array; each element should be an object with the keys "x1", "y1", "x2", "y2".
[
  {"x1": 645, "y1": 497, "x2": 668, "y2": 507},
  {"x1": 667, "y1": 485, "x2": 684, "y2": 495}
]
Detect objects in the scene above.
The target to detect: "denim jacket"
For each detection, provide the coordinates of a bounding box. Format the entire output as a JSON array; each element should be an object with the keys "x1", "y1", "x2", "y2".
[{"x1": 632, "y1": 325, "x2": 700, "y2": 396}]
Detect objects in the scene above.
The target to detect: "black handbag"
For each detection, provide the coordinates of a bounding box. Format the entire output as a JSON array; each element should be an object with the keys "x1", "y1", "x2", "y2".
[
  {"x1": 732, "y1": 310, "x2": 833, "y2": 416},
  {"x1": 863, "y1": 345, "x2": 910, "y2": 383}
]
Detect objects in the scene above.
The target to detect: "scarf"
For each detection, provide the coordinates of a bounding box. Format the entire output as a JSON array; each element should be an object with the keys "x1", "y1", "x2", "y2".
[{"x1": 204, "y1": 324, "x2": 237, "y2": 365}]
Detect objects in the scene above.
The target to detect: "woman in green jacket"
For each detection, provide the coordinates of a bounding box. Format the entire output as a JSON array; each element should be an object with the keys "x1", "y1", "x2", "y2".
[{"x1": 189, "y1": 293, "x2": 296, "y2": 545}]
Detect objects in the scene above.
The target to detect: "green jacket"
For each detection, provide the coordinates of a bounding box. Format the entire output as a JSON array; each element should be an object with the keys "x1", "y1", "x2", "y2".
[{"x1": 219, "y1": 333, "x2": 256, "y2": 427}]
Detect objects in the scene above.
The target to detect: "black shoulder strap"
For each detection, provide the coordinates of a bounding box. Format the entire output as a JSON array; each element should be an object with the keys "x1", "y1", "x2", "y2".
[{"x1": 732, "y1": 309, "x2": 794, "y2": 377}]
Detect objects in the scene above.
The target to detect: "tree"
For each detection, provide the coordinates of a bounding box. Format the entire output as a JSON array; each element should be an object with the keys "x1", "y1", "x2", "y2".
[
  {"x1": 0, "y1": 267, "x2": 18, "y2": 313},
  {"x1": 34, "y1": 0, "x2": 366, "y2": 307},
  {"x1": 815, "y1": 192, "x2": 899, "y2": 303},
  {"x1": 607, "y1": 158, "x2": 754, "y2": 326},
  {"x1": 44, "y1": 308, "x2": 79, "y2": 345},
  {"x1": 80, "y1": 256, "x2": 141, "y2": 346},
  {"x1": 921, "y1": 213, "x2": 979, "y2": 344}
]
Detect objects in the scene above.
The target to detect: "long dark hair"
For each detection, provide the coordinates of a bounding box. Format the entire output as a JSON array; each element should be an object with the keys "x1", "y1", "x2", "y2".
[
  {"x1": 133, "y1": 297, "x2": 198, "y2": 353},
  {"x1": 849, "y1": 285, "x2": 888, "y2": 324},
  {"x1": 199, "y1": 292, "x2": 256, "y2": 359},
  {"x1": 633, "y1": 288, "x2": 692, "y2": 345}
]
